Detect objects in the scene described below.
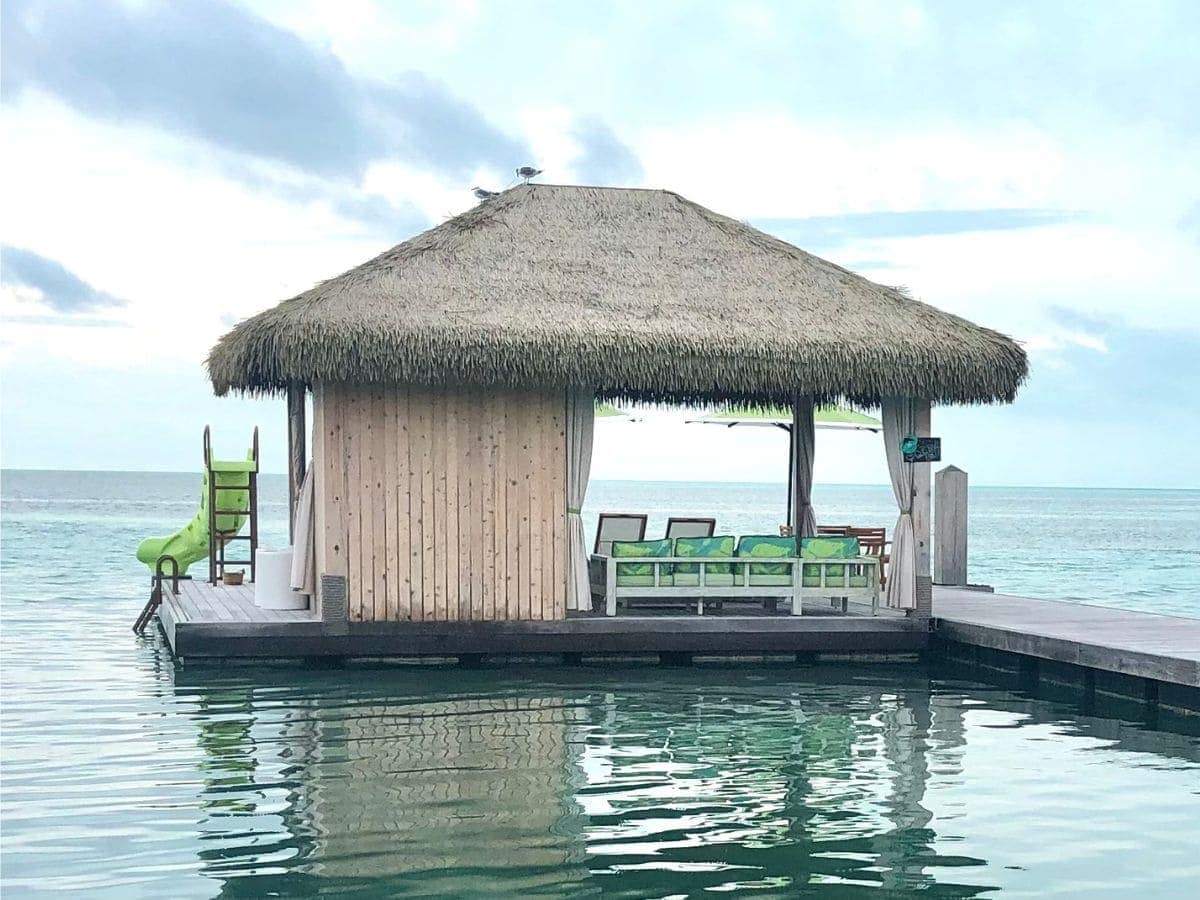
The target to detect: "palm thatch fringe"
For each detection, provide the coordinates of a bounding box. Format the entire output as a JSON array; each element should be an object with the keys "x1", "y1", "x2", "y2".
[{"x1": 207, "y1": 184, "x2": 1027, "y2": 406}]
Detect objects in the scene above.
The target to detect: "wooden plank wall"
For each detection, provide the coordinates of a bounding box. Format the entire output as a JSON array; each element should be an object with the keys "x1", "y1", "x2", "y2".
[{"x1": 314, "y1": 383, "x2": 568, "y2": 622}]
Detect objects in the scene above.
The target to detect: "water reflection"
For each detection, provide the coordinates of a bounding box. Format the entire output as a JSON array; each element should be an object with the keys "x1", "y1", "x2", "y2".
[{"x1": 174, "y1": 667, "x2": 1014, "y2": 897}]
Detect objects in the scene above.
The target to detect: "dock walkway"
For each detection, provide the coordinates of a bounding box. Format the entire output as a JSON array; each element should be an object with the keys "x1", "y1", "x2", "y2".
[
  {"x1": 154, "y1": 580, "x2": 1200, "y2": 690},
  {"x1": 934, "y1": 587, "x2": 1200, "y2": 688}
]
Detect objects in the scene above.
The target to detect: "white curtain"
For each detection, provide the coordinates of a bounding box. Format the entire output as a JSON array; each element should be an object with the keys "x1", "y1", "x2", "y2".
[
  {"x1": 289, "y1": 464, "x2": 316, "y2": 596},
  {"x1": 882, "y1": 397, "x2": 916, "y2": 609},
  {"x1": 566, "y1": 387, "x2": 595, "y2": 611},
  {"x1": 791, "y1": 397, "x2": 817, "y2": 537}
]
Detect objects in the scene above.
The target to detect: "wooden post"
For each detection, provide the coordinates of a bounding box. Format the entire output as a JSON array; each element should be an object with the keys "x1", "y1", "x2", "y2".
[
  {"x1": 287, "y1": 383, "x2": 306, "y2": 543},
  {"x1": 913, "y1": 400, "x2": 933, "y2": 618},
  {"x1": 934, "y1": 465, "x2": 968, "y2": 585}
]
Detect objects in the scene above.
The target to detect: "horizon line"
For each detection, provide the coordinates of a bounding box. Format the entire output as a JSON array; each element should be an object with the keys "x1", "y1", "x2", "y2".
[{"x1": 1, "y1": 467, "x2": 1196, "y2": 493}]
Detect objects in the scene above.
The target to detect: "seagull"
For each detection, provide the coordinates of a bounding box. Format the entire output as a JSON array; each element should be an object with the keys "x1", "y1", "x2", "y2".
[
  {"x1": 515, "y1": 166, "x2": 543, "y2": 182},
  {"x1": 472, "y1": 186, "x2": 499, "y2": 200}
]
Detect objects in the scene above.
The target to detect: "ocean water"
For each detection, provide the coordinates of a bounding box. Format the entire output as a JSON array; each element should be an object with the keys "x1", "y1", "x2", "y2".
[{"x1": 2, "y1": 470, "x2": 1199, "y2": 897}]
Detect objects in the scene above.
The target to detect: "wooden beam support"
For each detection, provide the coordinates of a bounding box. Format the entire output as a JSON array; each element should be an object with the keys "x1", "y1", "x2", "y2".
[{"x1": 913, "y1": 400, "x2": 932, "y2": 618}]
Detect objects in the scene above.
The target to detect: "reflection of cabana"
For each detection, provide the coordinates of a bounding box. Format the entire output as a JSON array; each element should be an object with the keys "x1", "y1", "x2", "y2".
[{"x1": 208, "y1": 184, "x2": 1025, "y2": 623}]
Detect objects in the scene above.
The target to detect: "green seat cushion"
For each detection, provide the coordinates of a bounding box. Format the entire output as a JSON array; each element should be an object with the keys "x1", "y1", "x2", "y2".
[
  {"x1": 748, "y1": 573, "x2": 794, "y2": 587},
  {"x1": 612, "y1": 538, "x2": 673, "y2": 585},
  {"x1": 737, "y1": 535, "x2": 797, "y2": 585},
  {"x1": 673, "y1": 535, "x2": 736, "y2": 579},
  {"x1": 616, "y1": 574, "x2": 674, "y2": 587},
  {"x1": 672, "y1": 572, "x2": 735, "y2": 587},
  {"x1": 801, "y1": 536, "x2": 861, "y2": 584},
  {"x1": 802, "y1": 567, "x2": 870, "y2": 588}
]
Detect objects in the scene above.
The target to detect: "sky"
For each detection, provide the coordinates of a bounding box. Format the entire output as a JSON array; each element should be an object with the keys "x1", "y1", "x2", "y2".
[{"x1": 2, "y1": 0, "x2": 1198, "y2": 488}]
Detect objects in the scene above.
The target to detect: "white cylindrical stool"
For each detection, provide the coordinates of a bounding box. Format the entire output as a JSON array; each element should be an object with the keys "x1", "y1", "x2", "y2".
[{"x1": 254, "y1": 548, "x2": 309, "y2": 610}]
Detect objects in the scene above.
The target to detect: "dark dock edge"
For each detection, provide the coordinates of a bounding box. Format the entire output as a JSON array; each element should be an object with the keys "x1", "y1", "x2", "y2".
[{"x1": 155, "y1": 582, "x2": 1200, "y2": 734}]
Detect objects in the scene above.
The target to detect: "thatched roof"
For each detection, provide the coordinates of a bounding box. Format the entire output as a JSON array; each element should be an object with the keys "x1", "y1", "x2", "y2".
[{"x1": 208, "y1": 184, "x2": 1026, "y2": 405}]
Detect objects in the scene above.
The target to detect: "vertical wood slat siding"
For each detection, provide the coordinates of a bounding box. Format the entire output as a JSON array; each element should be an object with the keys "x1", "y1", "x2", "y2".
[
  {"x1": 393, "y1": 387, "x2": 412, "y2": 622},
  {"x1": 344, "y1": 390, "x2": 362, "y2": 621},
  {"x1": 319, "y1": 384, "x2": 566, "y2": 621}
]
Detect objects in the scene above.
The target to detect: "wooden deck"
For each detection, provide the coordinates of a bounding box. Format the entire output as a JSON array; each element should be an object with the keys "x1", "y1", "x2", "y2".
[
  {"x1": 933, "y1": 587, "x2": 1200, "y2": 688},
  {"x1": 157, "y1": 580, "x2": 925, "y2": 659},
  {"x1": 154, "y1": 580, "x2": 1199, "y2": 692}
]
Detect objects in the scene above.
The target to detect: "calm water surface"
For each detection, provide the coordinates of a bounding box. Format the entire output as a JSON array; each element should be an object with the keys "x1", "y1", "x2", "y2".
[{"x1": 2, "y1": 471, "x2": 1199, "y2": 897}]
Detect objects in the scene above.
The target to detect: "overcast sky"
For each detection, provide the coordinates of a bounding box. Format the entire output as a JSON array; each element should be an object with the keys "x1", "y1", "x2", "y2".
[{"x1": 2, "y1": 0, "x2": 1198, "y2": 488}]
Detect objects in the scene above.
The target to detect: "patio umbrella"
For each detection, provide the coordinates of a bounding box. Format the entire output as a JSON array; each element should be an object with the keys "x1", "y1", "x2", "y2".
[
  {"x1": 686, "y1": 405, "x2": 881, "y2": 432},
  {"x1": 595, "y1": 401, "x2": 642, "y2": 421},
  {"x1": 686, "y1": 405, "x2": 882, "y2": 527}
]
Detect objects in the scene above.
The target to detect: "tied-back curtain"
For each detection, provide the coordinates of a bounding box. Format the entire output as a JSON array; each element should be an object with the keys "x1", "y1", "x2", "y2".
[
  {"x1": 791, "y1": 397, "x2": 817, "y2": 537},
  {"x1": 882, "y1": 397, "x2": 916, "y2": 609},
  {"x1": 566, "y1": 387, "x2": 595, "y2": 611},
  {"x1": 289, "y1": 464, "x2": 316, "y2": 596}
]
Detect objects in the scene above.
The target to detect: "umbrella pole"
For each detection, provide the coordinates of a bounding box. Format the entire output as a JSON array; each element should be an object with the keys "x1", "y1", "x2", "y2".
[{"x1": 786, "y1": 426, "x2": 794, "y2": 529}]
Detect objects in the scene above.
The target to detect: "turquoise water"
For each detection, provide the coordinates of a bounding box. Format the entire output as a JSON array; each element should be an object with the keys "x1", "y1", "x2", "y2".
[{"x1": 2, "y1": 471, "x2": 1200, "y2": 897}]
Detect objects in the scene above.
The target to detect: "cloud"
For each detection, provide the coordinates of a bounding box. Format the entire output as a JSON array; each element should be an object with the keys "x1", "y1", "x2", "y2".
[
  {"x1": 1, "y1": 0, "x2": 528, "y2": 183},
  {"x1": 570, "y1": 117, "x2": 643, "y2": 185},
  {"x1": 1, "y1": 245, "x2": 125, "y2": 312},
  {"x1": 757, "y1": 209, "x2": 1084, "y2": 248},
  {"x1": 1020, "y1": 315, "x2": 1198, "y2": 418}
]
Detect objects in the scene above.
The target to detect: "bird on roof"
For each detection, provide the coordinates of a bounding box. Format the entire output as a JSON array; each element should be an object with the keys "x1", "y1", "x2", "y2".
[
  {"x1": 515, "y1": 166, "x2": 542, "y2": 182},
  {"x1": 472, "y1": 186, "x2": 499, "y2": 201}
]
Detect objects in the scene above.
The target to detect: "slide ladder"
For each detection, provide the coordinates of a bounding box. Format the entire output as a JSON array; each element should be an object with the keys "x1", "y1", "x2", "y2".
[{"x1": 205, "y1": 425, "x2": 260, "y2": 584}]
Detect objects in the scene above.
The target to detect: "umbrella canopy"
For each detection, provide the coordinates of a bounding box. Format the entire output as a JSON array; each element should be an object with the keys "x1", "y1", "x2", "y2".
[
  {"x1": 687, "y1": 404, "x2": 881, "y2": 528},
  {"x1": 595, "y1": 401, "x2": 628, "y2": 418},
  {"x1": 687, "y1": 405, "x2": 881, "y2": 432}
]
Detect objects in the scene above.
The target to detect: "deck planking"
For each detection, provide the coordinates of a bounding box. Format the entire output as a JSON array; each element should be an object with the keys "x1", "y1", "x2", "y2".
[{"x1": 933, "y1": 587, "x2": 1200, "y2": 688}]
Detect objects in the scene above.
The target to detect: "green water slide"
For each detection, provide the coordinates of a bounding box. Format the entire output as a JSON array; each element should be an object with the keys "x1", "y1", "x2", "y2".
[{"x1": 136, "y1": 451, "x2": 255, "y2": 576}]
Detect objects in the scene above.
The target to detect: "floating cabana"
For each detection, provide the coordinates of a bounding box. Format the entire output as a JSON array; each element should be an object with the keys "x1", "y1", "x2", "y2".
[{"x1": 207, "y1": 184, "x2": 1026, "y2": 628}]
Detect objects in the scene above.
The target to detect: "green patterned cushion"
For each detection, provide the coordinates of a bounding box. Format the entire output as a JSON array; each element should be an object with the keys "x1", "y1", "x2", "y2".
[
  {"x1": 800, "y1": 536, "x2": 860, "y2": 559},
  {"x1": 673, "y1": 535, "x2": 735, "y2": 574},
  {"x1": 801, "y1": 536, "x2": 859, "y2": 584},
  {"x1": 612, "y1": 539, "x2": 673, "y2": 585},
  {"x1": 737, "y1": 535, "x2": 797, "y2": 584},
  {"x1": 802, "y1": 568, "x2": 870, "y2": 588}
]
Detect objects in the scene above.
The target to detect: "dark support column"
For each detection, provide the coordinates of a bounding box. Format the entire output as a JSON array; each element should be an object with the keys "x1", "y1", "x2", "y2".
[
  {"x1": 287, "y1": 383, "x2": 307, "y2": 542},
  {"x1": 790, "y1": 395, "x2": 816, "y2": 536},
  {"x1": 1143, "y1": 678, "x2": 1160, "y2": 728},
  {"x1": 1080, "y1": 668, "x2": 1096, "y2": 715},
  {"x1": 913, "y1": 400, "x2": 933, "y2": 618},
  {"x1": 1018, "y1": 655, "x2": 1040, "y2": 693}
]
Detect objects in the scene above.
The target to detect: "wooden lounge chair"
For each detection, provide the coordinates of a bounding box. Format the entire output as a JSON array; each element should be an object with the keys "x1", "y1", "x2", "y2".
[
  {"x1": 817, "y1": 524, "x2": 889, "y2": 586},
  {"x1": 593, "y1": 513, "x2": 648, "y2": 555},
  {"x1": 846, "y1": 527, "x2": 889, "y2": 588},
  {"x1": 665, "y1": 516, "x2": 716, "y2": 539}
]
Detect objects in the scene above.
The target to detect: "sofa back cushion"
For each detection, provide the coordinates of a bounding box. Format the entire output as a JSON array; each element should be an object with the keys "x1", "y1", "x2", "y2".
[
  {"x1": 673, "y1": 535, "x2": 735, "y2": 576},
  {"x1": 611, "y1": 538, "x2": 673, "y2": 579},
  {"x1": 800, "y1": 536, "x2": 860, "y2": 559},
  {"x1": 737, "y1": 535, "x2": 798, "y2": 577}
]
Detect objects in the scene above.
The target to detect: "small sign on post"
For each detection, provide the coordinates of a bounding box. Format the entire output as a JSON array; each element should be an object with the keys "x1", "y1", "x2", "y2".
[{"x1": 901, "y1": 436, "x2": 941, "y2": 463}]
